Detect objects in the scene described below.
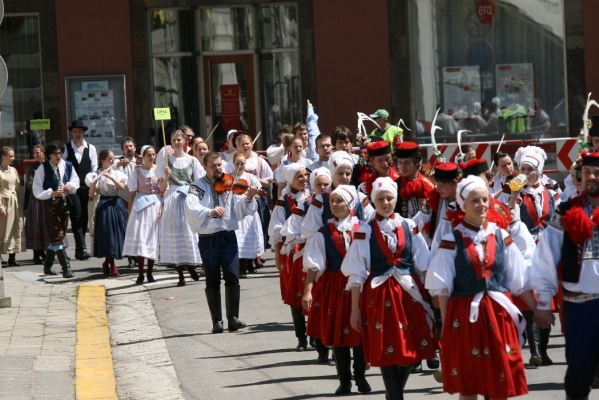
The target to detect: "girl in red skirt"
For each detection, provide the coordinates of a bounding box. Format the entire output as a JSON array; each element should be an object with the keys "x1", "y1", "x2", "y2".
[
  {"x1": 426, "y1": 175, "x2": 537, "y2": 399},
  {"x1": 268, "y1": 163, "x2": 311, "y2": 350},
  {"x1": 341, "y1": 177, "x2": 436, "y2": 399},
  {"x1": 282, "y1": 167, "x2": 331, "y2": 359},
  {"x1": 303, "y1": 184, "x2": 370, "y2": 395}
]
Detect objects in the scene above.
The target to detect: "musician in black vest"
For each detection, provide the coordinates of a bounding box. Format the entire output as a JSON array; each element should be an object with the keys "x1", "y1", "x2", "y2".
[{"x1": 62, "y1": 120, "x2": 98, "y2": 260}]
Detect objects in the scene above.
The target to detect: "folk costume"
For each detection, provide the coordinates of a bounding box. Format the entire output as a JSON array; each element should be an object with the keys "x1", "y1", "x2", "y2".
[
  {"x1": 33, "y1": 158, "x2": 79, "y2": 277},
  {"x1": 530, "y1": 151, "x2": 599, "y2": 399},
  {"x1": 85, "y1": 168, "x2": 128, "y2": 276},
  {"x1": 301, "y1": 151, "x2": 374, "y2": 240},
  {"x1": 268, "y1": 163, "x2": 312, "y2": 350},
  {"x1": 25, "y1": 161, "x2": 68, "y2": 264},
  {"x1": 357, "y1": 140, "x2": 400, "y2": 198},
  {"x1": 341, "y1": 177, "x2": 435, "y2": 399},
  {"x1": 0, "y1": 163, "x2": 25, "y2": 264},
  {"x1": 425, "y1": 176, "x2": 529, "y2": 399},
  {"x1": 156, "y1": 152, "x2": 204, "y2": 285},
  {"x1": 184, "y1": 169, "x2": 258, "y2": 334},
  {"x1": 303, "y1": 185, "x2": 370, "y2": 395},
  {"x1": 62, "y1": 122, "x2": 98, "y2": 260},
  {"x1": 123, "y1": 147, "x2": 162, "y2": 284},
  {"x1": 394, "y1": 141, "x2": 435, "y2": 219}
]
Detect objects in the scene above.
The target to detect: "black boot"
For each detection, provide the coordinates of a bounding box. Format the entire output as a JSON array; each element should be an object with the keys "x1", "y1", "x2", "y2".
[
  {"x1": 332, "y1": 347, "x2": 352, "y2": 395},
  {"x1": 397, "y1": 365, "x2": 411, "y2": 391},
  {"x1": 225, "y1": 285, "x2": 247, "y2": 332},
  {"x1": 75, "y1": 244, "x2": 91, "y2": 260},
  {"x1": 380, "y1": 366, "x2": 403, "y2": 400},
  {"x1": 43, "y1": 249, "x2": 58, "y2": 276},
  {"x1": 290, "y1": 306, "x2": 307, "y2": 351},
  {"x1": 205, "y1": 287, "x2": 223, "y2": 333},
  {"x1": 352, "y1": 346, "x2": 371, "y2": 393},
  {"x1": 8, "y1": 253, "x2": 21, "y2": 266},
  {"x1": 56, "y1": 249, "x2": 73, "y2": 278},
  {"x1": 314, "y1": 338, "x2": 329, "y2": 363},
  {"x1": 33, "y1": 250, "x2": 44, "y2": 265},
  {"x1": 539, "y1": 327, "x2": 553, "y2": 365},
  {"x1": 525, "y1": 311, "x2": 542, "y2": 366}
]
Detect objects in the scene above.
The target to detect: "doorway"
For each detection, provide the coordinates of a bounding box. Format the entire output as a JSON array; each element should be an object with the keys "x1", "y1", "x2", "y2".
[{"x1": 202, "y1": 54, "x2": 256, "y2": 152}]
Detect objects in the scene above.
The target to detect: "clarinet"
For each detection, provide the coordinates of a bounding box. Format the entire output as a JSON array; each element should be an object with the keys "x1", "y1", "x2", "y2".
[{"x1": 55, "y1": 164, "x2": 67, "y2": 207}]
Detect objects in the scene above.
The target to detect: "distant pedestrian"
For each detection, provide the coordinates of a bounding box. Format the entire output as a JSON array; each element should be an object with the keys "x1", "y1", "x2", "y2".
[
  {"x1": 115, "y1": 136, "x2": 139, "y2": 269},
  {"x1": 0, "y1": 146, "x2": 24, "y2": 266}
]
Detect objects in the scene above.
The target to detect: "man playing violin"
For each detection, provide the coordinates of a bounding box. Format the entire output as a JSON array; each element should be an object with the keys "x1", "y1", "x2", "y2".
[{"x1": 185, "y1": 151, "x2": 261, "y2": 334}]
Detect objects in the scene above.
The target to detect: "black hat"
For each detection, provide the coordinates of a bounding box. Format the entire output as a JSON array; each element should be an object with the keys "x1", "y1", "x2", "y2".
[
  {"x1": 434, "y1": 162, "x2": 459, "y2": 182},
  {"x1": 590, "y1": 115, "x2": 599, "y2": 137},
  {"x1": 68, "y1": 120, "x2": 88, "y2": 132},
  {"x1": 394, "y1": 141, "x2": 420, "y2": 159},
  {"x1": 366, "y1": 140, "x2": 390, "y2": 157},
  {"x1": 459, "y1": 158, "x2": 489, "y2": 178},
  {"x1": 582, "y1": 151, "x2": 599, "y2": 167}
]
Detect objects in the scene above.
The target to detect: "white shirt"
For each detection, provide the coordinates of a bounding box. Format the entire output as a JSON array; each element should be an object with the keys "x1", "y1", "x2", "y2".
[
  {"x1": 33, "y1": 160, "x2": 80, "y2": 201},
  {"x1": 184, "y1": 177, "x2": 257, "y2": 235},
  {"x1": 303, "y1": 215, "x2": 358, "y2": 275},
  {"x1": 62, "y1": 140, "x2": 98, "y2": 172},
  {"x1": 268, "y1": 189, "x2": 311, "y2": 245}
]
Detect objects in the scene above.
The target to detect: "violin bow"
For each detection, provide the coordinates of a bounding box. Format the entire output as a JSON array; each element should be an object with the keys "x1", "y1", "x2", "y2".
[
  {"x1": 205, "y1": 121, "x2": 220, "y2": 143},
  {"x1": 489, "y1": 133, "x2": 506, "y2": 169},
  {"x1": 252, "y1": 130, "x2": 262, "y2": 145}
]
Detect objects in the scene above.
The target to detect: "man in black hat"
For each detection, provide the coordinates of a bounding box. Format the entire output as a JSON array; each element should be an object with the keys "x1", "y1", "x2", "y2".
[{"x1": 62, "y1": 120, "x2": 98, "y2": 260}]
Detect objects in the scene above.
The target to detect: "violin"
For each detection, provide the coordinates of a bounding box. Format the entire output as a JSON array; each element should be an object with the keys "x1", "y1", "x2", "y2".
[{"x1": 213, "y1": 174, "x2": 267, "y2": 196}]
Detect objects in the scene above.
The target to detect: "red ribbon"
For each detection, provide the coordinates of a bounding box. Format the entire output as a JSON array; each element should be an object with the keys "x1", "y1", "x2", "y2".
[
  {"x1": 521, "y1": 189, "x2": 549, "y2": 228},
  {"x1": 329, "y1": 222, "x2": 361, "y2": 257},
  {"x1": 458, "y1": 230, "x2": 496, "y2": 280},
  {"x1": 372, "y1": 219, "x2": 406, "y2": 266}
]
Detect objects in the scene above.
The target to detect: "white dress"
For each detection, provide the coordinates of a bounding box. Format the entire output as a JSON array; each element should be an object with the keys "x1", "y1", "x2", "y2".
[
  {"x1": 232, "y1": 172, "x2": 264, "y2": 259},
  {"x1": 123, "y1": 168, "x2": 162, "y2": 260},
  {"x1": 156, "y1": 153, "x2": 204, "y2": 265}
]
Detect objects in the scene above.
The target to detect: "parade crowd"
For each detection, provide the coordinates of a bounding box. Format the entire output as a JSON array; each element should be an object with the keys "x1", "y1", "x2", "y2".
[{"x1": 1, "y1": 101, "x2": 599, "y2": 400}]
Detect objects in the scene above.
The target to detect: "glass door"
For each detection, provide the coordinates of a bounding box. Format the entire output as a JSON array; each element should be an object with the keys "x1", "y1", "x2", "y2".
[{"x1": 202, "y1": 54, "x2": 255, "y2": 151}]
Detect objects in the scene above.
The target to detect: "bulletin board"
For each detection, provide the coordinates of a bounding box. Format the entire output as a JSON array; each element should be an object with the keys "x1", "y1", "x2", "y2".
[{"x1": 65, "y1": 75, "x2": 127, "y2": 152}]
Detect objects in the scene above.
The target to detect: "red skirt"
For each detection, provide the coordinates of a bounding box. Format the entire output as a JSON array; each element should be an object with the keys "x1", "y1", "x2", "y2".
[
  {"x1": 360, "y1": 275, "x2": 438, "y2": 367},
  {"x1": 307, "y1": 270, "x2": 361, "y2": 347},
  {"x1": 284, "y1": 251, "x2": 307, "y2": 309},
  {"x1": 441, "y1": 293, "x2": 528, "y2": 398},
  {"x1": 278, "y1": 254, "x2": 290, "y2": 302}
]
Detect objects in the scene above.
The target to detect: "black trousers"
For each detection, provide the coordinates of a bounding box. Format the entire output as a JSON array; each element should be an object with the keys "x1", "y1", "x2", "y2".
[{"x1": 68, "y1": 187, "x2": 89, "y2": 251}]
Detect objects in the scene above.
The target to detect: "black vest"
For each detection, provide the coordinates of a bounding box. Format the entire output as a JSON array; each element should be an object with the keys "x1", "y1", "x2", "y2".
[
  {"x1": 320, "y1": 224, "x2": 345, "y2": 272},
  {"x1": 368, "y1": 220, "x2": 414, "y2": 277},
  {"x1": 557, "y1": 197, "x2": 586, "y2": 284},
  {"x1": 65, "y1": 142, "x2": 92, "y2": 188}
]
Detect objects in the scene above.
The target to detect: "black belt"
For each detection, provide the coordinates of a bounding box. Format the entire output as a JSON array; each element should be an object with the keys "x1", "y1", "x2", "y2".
[{"x1": 198, "y1": 230, "x2": 236, "y2": 238}]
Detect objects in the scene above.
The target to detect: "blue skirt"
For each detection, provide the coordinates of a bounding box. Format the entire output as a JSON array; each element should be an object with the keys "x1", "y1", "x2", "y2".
[{"x1": 93, "y1": 196, "x2": 128, "y2": 258}]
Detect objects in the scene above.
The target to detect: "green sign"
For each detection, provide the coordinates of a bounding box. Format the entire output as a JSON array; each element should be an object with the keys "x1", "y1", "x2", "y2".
[
  {"x1": 153, "y1": 108, "x2": 171, "y2": 120},
  {"x1": 30, "y1": 119, "x2": 51, "y2": 130}
]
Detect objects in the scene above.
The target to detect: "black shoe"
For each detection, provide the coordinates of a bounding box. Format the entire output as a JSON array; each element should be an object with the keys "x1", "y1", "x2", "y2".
[
  {"x1": 296, "y1": 341, "x2": 308, "y2": 351},
  {"x1": 335, "y1": 382, "x2": 352, "y2": 395},
  {"x1": 57, "y1": 250, "x2": 74, "y2": 278},
  {"x1": 317, "y1": 353, "x2": 329, "y2": 363},
  {"x1": 128, "y1": 258, "x2": 136, "y2": 268},
  {"x1": 177, "y1": 280, "x2": 185, "y2": 287},
  {"x1": 410, "y1": 362, "x2": 422, "y2": 374},
  {"x1": 136, "y1": 275, "x2": 144, "y2": 285},
  {"x1": 309, "y1": 337, "x2": 316, "y2": 348},
  {"x1": 8, "y1": 254, "x2": 21, "y2": 267},
  {"x1": 355, "y1": 377, "x2": 371, "y2": 394},
  {"x1": 76, "y1": 249, "x2": 91, "y2": 260},
  {"x1": 187, "y1": 267, "x2": 200, "y2": 281},
  {"x1": 147, "y1": 274, "x2": 156, "y2": 283},
  {"x1": 212, "y1": 320, "x2": 224, "y2": 334},
  {"x1": 540, "y1": 354, "x2": 553, "y2": 366},
  {"x1": 43, "y1": 267, "x2": 59, "y2": 276},
  {"x1": 426, "y1": 355, "x2": 440, "y2": 370}
]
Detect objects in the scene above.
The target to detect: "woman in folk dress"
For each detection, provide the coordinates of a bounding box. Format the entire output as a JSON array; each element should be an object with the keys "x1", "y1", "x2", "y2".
[
  {"x1": 0, "y1": 147, "x2": 24, "y2": 266},
  {"x1": 426, "y1": 175, "x2": 536, "y2": 399},
  {"x1": 341, "y1": 177, "x2": 436, "y2": 400},
  {"x1": 303, "y1": 185, "x2": 371, "y2": 395},
  {"x1": 123, "y1": 145, "x2": 162, "y2": 284},
  {"x1": 87, "y1": 149, "x2": 128, "y2": 276},
  {"x1": 157, "y1": 130, "x2": 204, "y2": 286}
]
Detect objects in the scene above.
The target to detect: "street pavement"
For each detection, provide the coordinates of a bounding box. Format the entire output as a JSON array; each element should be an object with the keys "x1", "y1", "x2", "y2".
[{"x1": 0, "y1": 240, "x2": 581, "y2": 399}]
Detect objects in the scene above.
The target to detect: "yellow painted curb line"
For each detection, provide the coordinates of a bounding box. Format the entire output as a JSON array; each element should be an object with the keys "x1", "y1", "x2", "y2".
[{"x1": 76, "y1": 284, "x2": 118, "y2": 400}]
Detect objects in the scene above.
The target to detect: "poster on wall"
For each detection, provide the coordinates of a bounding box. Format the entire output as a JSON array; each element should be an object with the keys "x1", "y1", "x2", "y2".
[
  {"x1": 495, "y1": 63, "x2": 535, "y2": 109},
  {"x1": 442, "y1": 66, "x2": 482, "y2": 119},
  {"x1": 66, "y1": 75, "x2": 127, "y2": 155},
  {"x1": 75, "y1": 89, "x2": 115, "y2": 147}
]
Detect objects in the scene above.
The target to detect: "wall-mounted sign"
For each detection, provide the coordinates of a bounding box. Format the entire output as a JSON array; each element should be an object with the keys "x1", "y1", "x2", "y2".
[
  {"x1": 476, "y1": 0, "x2": 495, "y2": 25},
  {"x1": 221, "y1": 84, "x2": 240, "y2": 131},
  {"x1": 30, "y1": 119, "x2": 50, "y2": 130},
  {"x1": 81, "y1": 81, "x2": 109, "y2": 91}
]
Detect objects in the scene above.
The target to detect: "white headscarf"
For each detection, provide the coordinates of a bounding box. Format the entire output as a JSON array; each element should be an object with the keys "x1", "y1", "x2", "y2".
[
  {"x1": 331, "y1": 185, "x2": 358, "y2": 210},
  {"x1": 456, "y1": 175, "x2": 488, "y2": 209},
  {"x1": 328, "y1": 151, "x2": 353, "y2": 176},
  {"x1": 515, "y1": 146, "x2": 547, "y2": 174},
  {"x1": 309, "y1": 167, "x2": 331, "y2": 187},
  {"x1": 283, "y1": 163, "x2": 305, "y2": 185},
  {"x1": 371, "y1": 177, "x2": 398, "y2": 201}
]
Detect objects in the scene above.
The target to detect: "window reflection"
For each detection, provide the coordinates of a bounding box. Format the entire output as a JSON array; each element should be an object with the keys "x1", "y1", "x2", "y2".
[
  {"x1": 411, "y1": 0, "x2": 567, "y2": 143},
  {"x1": 258, "y1": 4, "x2": 299, "y2": 49},
  {"x1": 261, "y1": 52, "x2": 301, "y2": 144},
  {"x1": 150, "y1": 9, "x2": 195, "y2": 54},
  {"x1": 0, "y1": 15, "x2": 43, "y2": 160},
  {"x1": 200, "y1": 8, "x2": 254, "y2": 51}
]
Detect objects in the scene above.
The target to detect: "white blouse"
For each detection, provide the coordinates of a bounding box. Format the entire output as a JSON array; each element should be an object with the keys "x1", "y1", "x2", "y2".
[
  {"x1": 85, "y1": 169, "x2": 128, "y2": 197},
  {"x1": 303, "y1": 215, "x2": 358, "y2": 275},
  {"x1": 267, "y1": 189, "x2": 311, "y2": 246}
]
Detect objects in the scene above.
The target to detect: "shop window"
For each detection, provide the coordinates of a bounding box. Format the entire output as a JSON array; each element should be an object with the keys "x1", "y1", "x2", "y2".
[
  {"x1": 200, "y1": 7, "x2": 255, "y2": 51},
  {"x1": 0, "y1": 15, "x2": 43, "y2": 162},
  {"x1": 150, "y1": 9, "x2": 195, "y2": 54},
  {"x1": 258, "y1": 4, "x2": 299, "y2": 49},
  {"x1": 410, "y1": 0, "x2": 567, "y2": 143}
]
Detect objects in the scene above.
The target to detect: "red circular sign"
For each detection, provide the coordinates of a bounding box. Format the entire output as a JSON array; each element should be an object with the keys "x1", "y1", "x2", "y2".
[{"x1": 476, "y1": 0, "x2": 495, "y2": 25}]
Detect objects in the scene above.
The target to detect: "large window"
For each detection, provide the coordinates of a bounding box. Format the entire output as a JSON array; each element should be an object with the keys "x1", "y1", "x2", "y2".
[
  {"x1": 0, "y1": 14, "x2": 43, "y2": 162},
  {"x1": 410, "y1": 0, "x2": 567, "y2": 143}
]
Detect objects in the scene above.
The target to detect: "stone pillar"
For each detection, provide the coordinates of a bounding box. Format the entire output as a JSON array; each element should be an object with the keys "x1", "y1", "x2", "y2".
[{"x1": 0, "y1": 266, "x2": 12, "y2": 308}]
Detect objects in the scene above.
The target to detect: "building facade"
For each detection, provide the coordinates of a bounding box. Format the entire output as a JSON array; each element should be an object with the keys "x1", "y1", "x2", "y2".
[{"x1": 0, "y1": 0, "x2": 594, "y2": 164}]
